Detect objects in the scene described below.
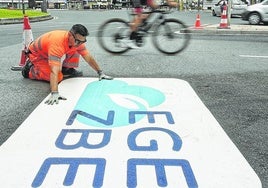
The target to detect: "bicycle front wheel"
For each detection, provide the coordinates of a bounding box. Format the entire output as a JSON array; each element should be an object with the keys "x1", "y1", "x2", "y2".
[
  {"x1": 152, "y1": 19, "x2": 190, "y2": 55},
  {"x1": 97, "y1": 18, "x2": 131, "y2": 54}
]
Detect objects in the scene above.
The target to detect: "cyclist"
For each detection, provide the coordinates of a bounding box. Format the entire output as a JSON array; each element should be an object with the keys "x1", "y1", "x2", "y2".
[{"x1": 123, "y1": 0, "x2": 179, "y2": 48}]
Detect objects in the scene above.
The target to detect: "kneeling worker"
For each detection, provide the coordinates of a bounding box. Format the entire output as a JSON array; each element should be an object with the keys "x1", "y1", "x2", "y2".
[{"x1": 22, "y1": 24, "x2": 113, "y2": 105}]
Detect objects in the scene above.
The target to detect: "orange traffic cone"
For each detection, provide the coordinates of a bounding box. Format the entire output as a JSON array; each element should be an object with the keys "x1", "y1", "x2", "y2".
[
  {"x1": 218, "y1": 5, "x2": 230, "y2": 29},
  {"x1": 11, "y1": 15, "x2": 34, "y2": 71},
  {"x1": 194, "y1": 13, "x2": 202, "y2": 29}
]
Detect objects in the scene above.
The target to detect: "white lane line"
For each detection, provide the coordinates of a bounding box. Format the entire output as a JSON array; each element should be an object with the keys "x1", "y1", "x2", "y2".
[{"x1": 240, "y1": 55, "x2": 268, "y2": 58}]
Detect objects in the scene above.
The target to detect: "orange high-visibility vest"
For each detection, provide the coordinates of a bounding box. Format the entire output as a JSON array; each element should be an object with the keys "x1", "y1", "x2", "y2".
[
  {"x1": 28, "y1": 30, "x2": 88, "y2": 67},
  {"x1": 27, "y1": 30, "x2": 89, "y2": 82}
]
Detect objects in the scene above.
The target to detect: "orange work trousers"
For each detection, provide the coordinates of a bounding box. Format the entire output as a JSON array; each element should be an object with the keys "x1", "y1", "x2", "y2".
[{"x1": 28, "y1": 52, "x2": 80, "y2": 82}]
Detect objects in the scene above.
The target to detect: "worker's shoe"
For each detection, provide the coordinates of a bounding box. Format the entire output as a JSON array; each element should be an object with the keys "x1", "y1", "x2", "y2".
[
  {"x1": 21, "y1": 59, "x2": 33, "y2": 78},
  {"x1": 62, "y1": 67, "x2": 83, "y2": 78}
]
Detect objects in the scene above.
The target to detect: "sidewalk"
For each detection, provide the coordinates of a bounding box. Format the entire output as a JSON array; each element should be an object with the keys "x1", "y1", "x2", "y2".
[
  {"x1": 188, "y1": 24, "x2": 268, "y2": 35},
  {"x1": 0, "y1": 15, "x2": 53, "y2": 25}
]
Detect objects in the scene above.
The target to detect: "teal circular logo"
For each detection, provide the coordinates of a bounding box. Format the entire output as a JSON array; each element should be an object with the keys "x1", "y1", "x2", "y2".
[{"x1": 73, "y1": 80, "x2": 165, "y2": 128}]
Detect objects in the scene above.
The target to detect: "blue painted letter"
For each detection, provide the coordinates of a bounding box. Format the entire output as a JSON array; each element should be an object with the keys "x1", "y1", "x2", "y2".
[
  {"x1": 32, "y1": 157, "x2": 106, "y2": 187},
  {"x1": 129, "y1": 111, "x2": 175, "y2": 124},
  {"x1": 127, "y1": 158, "x2": 198, "y2": 188},
  {"x1": 55, "y1": 129, "x2": 112, "y2": 150},
  {"x1": 66, "y1": 110, "x2": 115, "y2": 125},
  {"x1": 128, "y1": 127, "x2": 182, "y2": 151}
]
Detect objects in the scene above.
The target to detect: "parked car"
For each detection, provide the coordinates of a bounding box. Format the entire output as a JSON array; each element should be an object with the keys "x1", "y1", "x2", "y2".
[
  {"x1": 241, "y1": 0, "x2": 268, "y2": 25},
  {"x1": 212, "y1": 0, "x2": 248, "y2": 17}
]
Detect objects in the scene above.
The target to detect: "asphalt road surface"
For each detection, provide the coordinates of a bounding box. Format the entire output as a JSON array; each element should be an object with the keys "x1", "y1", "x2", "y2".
[{"x1": 0, "y1": 9, "x2": 267, "y2": 187}]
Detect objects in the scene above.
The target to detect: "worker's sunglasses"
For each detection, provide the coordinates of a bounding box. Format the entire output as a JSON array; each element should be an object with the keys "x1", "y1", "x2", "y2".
[{"x1": 70, "y1": 32, "x2": 87, "y2": 45}]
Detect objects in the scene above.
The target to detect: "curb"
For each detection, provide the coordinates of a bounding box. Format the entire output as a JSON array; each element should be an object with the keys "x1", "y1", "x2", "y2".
[
  {"x1": 188, "y1": 24, "x2": 268, "y2": 35},
  {"x1": 0, "y1": 15, "x2": 53, "y2": 25}
]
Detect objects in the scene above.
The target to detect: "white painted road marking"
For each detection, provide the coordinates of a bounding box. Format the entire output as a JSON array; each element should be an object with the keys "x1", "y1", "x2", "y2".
[
  {"x1": 240, "y1": 55, "x2": 268, "y2": 58},
  {"x1": 0, "y1": 78, "x2": 261, "y2": 187}
]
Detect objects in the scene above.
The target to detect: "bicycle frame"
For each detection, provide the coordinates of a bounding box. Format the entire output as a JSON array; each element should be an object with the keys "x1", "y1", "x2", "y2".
[
  {"x1": 129, "y1": 9, "x2": 172, "y2": 34},
  {"x1": 97, "y1": 8, "x2": 190, "y2": 55}
]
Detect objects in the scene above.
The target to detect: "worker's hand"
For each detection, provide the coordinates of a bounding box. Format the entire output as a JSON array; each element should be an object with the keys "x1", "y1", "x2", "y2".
[
  {"x1": 45, "y1": 92, "x2": 67, "y2": 105},
  {"x1": 97, "y1": 70, "x2": 113, "y2": 81}
]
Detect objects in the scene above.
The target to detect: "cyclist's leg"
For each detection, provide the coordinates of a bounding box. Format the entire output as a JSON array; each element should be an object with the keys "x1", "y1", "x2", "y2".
[
  {"x1": 122, "y1": 7, "x2": 143, "y2": 48},
  {"x1": 130, "y1": 7, "x2": 143, "y2": 40}
]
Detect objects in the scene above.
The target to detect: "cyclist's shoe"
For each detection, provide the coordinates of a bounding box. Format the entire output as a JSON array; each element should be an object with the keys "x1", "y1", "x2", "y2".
[
  {"x1": 62, "y1": 67, "x2": 83, "y2": 78},
  {"x1": 121, "y1": 39, "x2": 140, "y2": 49},
  {"x1": 21, "y1": 59, "x2": 33, "y2": 78},
  {"x1": 135, "y1": 35, "x2": 143, "y2": 47}
]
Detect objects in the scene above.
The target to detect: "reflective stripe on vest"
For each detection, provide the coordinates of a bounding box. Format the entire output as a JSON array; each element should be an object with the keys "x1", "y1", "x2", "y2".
[
  {"x1": 62, "y1": 52, "x2": 80, "y2": 68},
  {"x1": 48, "y1": 55, "x2": 61, "y2": 62},
  {"x1": 31, "y1": 37, "x2": 47, "y2": 59}
]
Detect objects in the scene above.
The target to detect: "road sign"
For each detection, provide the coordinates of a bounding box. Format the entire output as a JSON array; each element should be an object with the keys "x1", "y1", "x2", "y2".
[{"x1": 0, "y1": 78, "x2": 261, "y2": 187}]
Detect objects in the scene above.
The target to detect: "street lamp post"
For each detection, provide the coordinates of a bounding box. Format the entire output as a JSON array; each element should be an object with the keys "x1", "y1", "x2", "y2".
[
  {"x1": 41, "y1": 0, "x2": 48, "y2": 13},
  {"x1": 227, "y1": 0, "x2": 232, "y2": 26},
  {"x1": 22, "y1": 0, "x2": 25, "y2": 14}
]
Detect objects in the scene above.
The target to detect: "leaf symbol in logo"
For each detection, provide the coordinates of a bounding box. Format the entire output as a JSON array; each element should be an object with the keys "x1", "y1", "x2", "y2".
[
  {"x1": 108, "y1": 94, "x2": 149, "y2": 110},
  {"x1": 74, "y1": 80, "x2": 165, "y2": 127}
]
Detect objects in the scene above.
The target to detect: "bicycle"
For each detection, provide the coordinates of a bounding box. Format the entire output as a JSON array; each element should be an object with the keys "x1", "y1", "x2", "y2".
[{"x1": 97, "y1": 8, "x2": 191, "y2": 55}]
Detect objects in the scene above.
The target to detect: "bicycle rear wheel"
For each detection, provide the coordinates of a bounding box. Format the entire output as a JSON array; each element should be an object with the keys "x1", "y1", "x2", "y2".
[
  {"x1": 97, "y1": 18, "x2": 131, "y2": 54},
  {"x1": 152, "y1": 19, "x2": 190, "y2": 55}
]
